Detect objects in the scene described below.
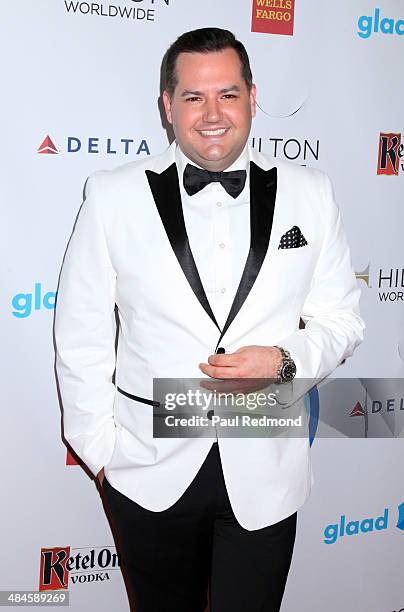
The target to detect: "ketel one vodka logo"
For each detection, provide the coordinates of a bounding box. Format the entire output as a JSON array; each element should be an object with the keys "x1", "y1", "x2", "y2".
[
  {"x1": 377, "y1": 132, "x2": 403, "y2": 175},
  {"x1": 39, "y1": 546, "x2": 120, "y2": 590}
]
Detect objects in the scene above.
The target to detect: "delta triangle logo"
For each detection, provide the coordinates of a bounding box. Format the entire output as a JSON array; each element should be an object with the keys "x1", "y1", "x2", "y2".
[
  {"x1": 350, "y1": 401, "x2": 366, "y2": 417},
  {"x1": 37, "y1": 135, "x2": 59, "y2": 155}
]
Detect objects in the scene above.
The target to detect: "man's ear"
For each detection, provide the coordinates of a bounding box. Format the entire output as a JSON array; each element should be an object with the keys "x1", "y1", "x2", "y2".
[
  {"x1": 162, "y1": 90, "x2": 173, "y2": 124},
  {"x1": 250, "y1": 84, "x2": 257, "y2": 119}
]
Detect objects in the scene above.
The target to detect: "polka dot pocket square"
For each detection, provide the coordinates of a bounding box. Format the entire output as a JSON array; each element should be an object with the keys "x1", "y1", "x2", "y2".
[{"x1": 278, "y1": 226, "x2": 308, "y2": 249}]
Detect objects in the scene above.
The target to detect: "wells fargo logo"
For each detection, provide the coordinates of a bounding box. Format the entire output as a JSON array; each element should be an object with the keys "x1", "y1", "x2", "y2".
[{"x1": 251, "y1": 0, "x2": 295, "y2": 36}]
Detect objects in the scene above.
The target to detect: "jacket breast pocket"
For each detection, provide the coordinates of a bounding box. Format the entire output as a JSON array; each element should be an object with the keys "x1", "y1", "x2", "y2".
[{"x1": 269, "y1": 241, "x2": 320, "y2": 294}]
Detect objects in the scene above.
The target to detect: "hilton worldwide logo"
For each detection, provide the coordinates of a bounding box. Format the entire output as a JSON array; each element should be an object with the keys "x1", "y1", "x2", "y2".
[
  {"x1": 356, "y1": 264, "x2": 404, "y2": 303},
  {"x1": 63, "y1": 0, "x2": 169, "y2": 22}
]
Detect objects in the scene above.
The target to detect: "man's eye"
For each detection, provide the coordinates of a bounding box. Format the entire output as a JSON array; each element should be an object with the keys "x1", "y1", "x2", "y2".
[
  {"x1": 185, "y1": 97, "x2": 201, "y2": 102},
  {"x1": 222, "y1": 94, "x2": 237, "y2": 99}
]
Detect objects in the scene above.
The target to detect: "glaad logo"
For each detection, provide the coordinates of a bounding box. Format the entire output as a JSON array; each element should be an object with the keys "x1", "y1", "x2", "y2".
[
  {"x1": 39, "y1": 546, "x2": 120, "y2": 591},
  {"x1": 323, "y1": 503, "x2": 404, "y2": 544},
  {"x1": 377, "y1": 132, "x2": 403, "y2": 176},
  {"x1": 358, "y1": 8, "x2": 404, "y2": 39},
  {"x1": 37, "y1": 134, "x2": 150, "y2": 157},
  {"x1": 64, "y1": 0, "x2": 169, "y2": 22},
  {"x1": 12, "y1": 283, "x2": 56, "y2": 318},
  {"x1": 324, "y1": 509, "x2": 388, "y2": 544}
]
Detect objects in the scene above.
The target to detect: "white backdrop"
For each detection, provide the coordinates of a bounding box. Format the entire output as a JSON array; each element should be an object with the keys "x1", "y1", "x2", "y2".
[{"x1": 1, "y1": 0, "x2": 404, "y2": 610}]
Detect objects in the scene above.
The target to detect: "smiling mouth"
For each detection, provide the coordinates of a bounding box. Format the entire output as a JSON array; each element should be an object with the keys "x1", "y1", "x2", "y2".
[{"x1": 197, "y1": 128, "x2": 229, "y2": 137}]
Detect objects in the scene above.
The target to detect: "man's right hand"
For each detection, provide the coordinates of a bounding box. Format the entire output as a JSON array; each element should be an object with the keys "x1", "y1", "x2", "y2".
[{"x1": 97, "y1": 468, "x2": 105, "y2": 485}]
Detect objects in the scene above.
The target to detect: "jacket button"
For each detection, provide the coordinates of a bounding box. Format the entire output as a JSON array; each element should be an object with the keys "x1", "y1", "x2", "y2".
[
  {"x1": 207, "y1": 410, "x2": 214, "y2": 421},
  {"x1": 216, "y1": 347, "x2": 226, "y2": 354}
]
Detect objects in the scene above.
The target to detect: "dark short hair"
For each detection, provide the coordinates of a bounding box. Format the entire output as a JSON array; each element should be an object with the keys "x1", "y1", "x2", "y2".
[{"x1": 164, "y1": 27, "x2": 253, "y2": 97}]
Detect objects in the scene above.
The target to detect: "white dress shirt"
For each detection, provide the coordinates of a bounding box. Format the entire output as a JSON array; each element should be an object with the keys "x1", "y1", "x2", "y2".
[{"x1": 175, "y1": 144, "x2": 250, "y2": 330}]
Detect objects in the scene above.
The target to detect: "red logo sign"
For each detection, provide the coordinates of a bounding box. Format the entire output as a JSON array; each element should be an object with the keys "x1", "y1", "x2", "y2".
[
  {"x1": 251, "y1": 0, "x2": 295, "y2": 35},
  {"x1": 37, "y1": 135, "x2": 59, "y2": 155},
  {"x1": 350, "y1": 402, "x2": 366, "y2": 417},
  {"x1": 66, "y1": 449, "x2": 81, "y2": 465},
  {"x1": 377, "y1": 132, "x2": 402, "y2": 175},
  {"x1": 39, "y1": 547, "x2": 70, "y2": 591}
]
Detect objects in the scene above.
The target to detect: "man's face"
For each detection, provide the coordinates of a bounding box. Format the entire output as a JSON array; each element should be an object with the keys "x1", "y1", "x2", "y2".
[{"x1": 163, "y1": 48, "x2": 256, "y2": 172}]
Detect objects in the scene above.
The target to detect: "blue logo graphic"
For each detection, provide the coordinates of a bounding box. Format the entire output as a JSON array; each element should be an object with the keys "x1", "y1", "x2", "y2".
[
  {"x1": 12, "y1": 283, "x2": 56, "y2": 318},
  {"x1": 306, "y1": 385, "x2": 319, "y2": 446},
  {"x1": 358, "y1": 8, "x2": 404, "y2": 39},
  {"x1": 397, "y1": 502, "x2": 404, "y2": 530}
]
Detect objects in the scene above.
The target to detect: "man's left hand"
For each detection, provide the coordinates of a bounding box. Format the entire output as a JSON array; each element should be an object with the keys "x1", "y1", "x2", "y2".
[{"x1": 199, "y1": 345, "x2": 282, "y2": 380}]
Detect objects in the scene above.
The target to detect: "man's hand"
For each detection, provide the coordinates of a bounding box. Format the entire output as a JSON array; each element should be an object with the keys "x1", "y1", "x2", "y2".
[
  {"x1": 199, "y1": 345, "x2": 283, "y2": 380},
  {"x1": 97, "y1": 467, "x2": 105, "y2": 485}
]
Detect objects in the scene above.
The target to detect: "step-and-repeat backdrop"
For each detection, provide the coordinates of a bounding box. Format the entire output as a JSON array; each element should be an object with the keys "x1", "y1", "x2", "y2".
[{"x1": 2, "y1": 1, "x2": 403, "y2": 610}]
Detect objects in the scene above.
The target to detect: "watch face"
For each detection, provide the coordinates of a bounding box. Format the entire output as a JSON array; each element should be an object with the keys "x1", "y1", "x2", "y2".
[{"x1": 281, "y1": 360, "x2": 296, "y2": 382}]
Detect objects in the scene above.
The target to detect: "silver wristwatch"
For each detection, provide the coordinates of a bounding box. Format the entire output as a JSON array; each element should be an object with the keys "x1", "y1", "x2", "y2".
[{"x1": 274, "y1": 346, "x2": 297, "y2": 383}]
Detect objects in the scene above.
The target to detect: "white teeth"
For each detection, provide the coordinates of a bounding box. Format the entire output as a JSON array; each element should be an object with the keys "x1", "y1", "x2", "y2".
[{"x1": 199, "y1": 128, "x2": 227, "y2": 136}]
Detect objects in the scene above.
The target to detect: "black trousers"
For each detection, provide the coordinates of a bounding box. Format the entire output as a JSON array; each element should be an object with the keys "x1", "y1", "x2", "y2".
[{"x1": 102, "y1": 442, "x2": 296, "y2": 612}]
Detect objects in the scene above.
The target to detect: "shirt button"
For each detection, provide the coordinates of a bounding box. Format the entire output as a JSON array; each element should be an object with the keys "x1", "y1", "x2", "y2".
[
  {"x1": 219, "y1": 242, "x2": 226, "y2": 249},
  {"x1": 216, "y1": 202, "x2": 223, "y2": 207},
  {"x1": 221, "y1": 288, "x2": 226, "y2": 294}
]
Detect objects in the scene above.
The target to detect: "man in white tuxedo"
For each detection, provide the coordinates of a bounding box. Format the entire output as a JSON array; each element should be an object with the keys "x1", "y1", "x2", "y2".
[{"x1": 55, "y1": 27, "x2": 365, "y2": 612}]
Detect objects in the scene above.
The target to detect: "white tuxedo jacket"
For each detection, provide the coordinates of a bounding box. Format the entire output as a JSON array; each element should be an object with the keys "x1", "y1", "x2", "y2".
[{"x1": 55, "y1": 143, "x2": 365, "y2": 530}]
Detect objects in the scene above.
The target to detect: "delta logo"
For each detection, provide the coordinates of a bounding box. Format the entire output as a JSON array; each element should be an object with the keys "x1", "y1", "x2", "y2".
[
  {"x1": 350, "y1": 401, "x2": 366, "y2": 417},
  {"x1": 251, "y1": 0, "x2": 295, "y2": 36},
  {"x1": 39, "y1": 546, "x2": 120, "y2": 591},
  {"x1": 37, "y1": 134, "x2": 150, "y2": 157},
  {"x1": 350, "y1": 397, "x2": 404, "y2": 417},
  {"x1": 377, "y1": 132, "x2": 403, "y2": 175},
  {"x1": 323, "y1": 502, "x2": 404, "y2": 545}
]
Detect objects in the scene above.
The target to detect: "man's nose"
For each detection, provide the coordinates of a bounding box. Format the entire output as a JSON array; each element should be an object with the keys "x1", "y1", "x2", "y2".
[{"x1": 203, "y1": 98, "x2": 222, "y2": 123}]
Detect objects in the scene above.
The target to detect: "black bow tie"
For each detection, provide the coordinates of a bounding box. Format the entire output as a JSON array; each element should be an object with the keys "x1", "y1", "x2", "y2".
[{"x1": 183, "y1": 163, "x2": 247, "y2": 199}]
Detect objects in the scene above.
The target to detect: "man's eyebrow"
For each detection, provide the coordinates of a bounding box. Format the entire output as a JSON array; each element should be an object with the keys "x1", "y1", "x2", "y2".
[
  {"x1": 180, "y1": 90, "x2": 203, "y2": 97},
  {"x1": 180, "y1": 85, "x2": 241, "y2": 97},
  {"x1": 219, "y1": 85, "x2": 241, "y2": 94}
]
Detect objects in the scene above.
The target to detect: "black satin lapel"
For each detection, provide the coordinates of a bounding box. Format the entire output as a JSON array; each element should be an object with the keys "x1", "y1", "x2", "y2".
[
  {"x1": 146, "y1": 164, "x2": 220, "y2": 331},
  {"x1": 215, "y1": 163, "x2": 277, "y2": 350}
]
